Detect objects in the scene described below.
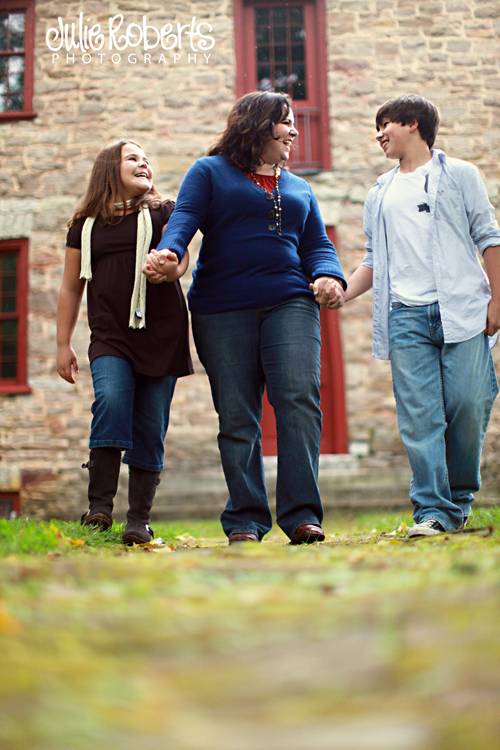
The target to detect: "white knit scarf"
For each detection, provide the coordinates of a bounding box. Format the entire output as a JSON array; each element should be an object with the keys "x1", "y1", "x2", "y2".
[{"x1": 80, "y1": 206, "x2": 153, "y2": 329}]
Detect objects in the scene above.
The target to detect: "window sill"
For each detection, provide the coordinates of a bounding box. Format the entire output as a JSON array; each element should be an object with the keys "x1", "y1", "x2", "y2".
[
  {"x1": 0, "y1": 384, "x2": 32, "y2": 395},
  {"x1": 0, "y1": 111, "x2": 37, "y2": 122}
]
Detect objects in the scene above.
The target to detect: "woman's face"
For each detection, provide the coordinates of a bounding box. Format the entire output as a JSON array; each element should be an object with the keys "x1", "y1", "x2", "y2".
[
  {"x1": 119, "y1": 143, "x2": 153, "y2": 199},
  {"x1": 260, "y1": 109, "x2": 298, "y2": 166}
]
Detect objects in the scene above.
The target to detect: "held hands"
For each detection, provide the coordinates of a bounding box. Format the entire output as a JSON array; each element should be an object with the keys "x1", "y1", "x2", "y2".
[
  {"x1": 309, "y1": 276, "x2": 345, "y2": 309},
  {"x1": 57, "y1": 344, "x2": 79, "y2": 384},
  {"x1": 143, "y1": 249, "x2": 179, "y2": 284}
]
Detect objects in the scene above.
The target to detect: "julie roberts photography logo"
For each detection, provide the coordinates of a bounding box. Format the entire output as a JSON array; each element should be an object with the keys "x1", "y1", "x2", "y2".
[{"x1": 46, "y1": 13, "x2": 215, "y2": 65}]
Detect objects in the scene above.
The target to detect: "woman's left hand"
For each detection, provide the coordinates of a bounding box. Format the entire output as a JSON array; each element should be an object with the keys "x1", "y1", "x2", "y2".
[
  {"x1": 309, "y1": 277, "x2": 345, "y2": 309},
  {"x1": 143, "y1": 249, "x2": 179, "y2": 284}
]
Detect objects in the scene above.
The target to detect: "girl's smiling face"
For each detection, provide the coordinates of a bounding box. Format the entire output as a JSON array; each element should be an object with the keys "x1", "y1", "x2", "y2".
[{"x1": 119, "y1": 143, "x2": 153, "y2": 199}]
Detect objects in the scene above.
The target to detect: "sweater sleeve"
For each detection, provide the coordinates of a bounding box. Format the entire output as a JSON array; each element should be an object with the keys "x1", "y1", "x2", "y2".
[
  {"x1": 157, "y1": 159, "x2": 212, "y2": 259},
  {"x1": 298, "y1": 189, "x2": 346, "y2": 288}
]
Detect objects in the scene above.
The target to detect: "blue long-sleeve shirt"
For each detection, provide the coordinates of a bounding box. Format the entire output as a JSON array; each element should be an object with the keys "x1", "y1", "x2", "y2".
[
  {"x1": 363, "y1": 149, "x2": 500, "y2": 359},
  {"x1": 157, "y1": 155, "x2": 345, "y2": 313}
]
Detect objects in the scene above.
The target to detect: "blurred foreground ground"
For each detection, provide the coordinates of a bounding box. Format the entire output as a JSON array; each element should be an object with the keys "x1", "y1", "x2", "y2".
[{"x1": 0, "y1": 509, "x2": 499, "y2": 750}]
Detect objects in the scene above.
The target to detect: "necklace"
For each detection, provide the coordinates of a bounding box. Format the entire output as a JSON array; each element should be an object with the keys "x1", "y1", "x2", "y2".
[
  {"x1": 113, "y1": 199, "x2": 136, "y2": 210},
  {"x1": 248, "y1": 165, "x2": 282, "y2": 236}
]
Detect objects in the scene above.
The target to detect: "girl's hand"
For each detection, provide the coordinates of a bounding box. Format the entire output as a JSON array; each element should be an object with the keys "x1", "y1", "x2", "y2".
[
  {"x1": 57, "y1": 344, "x2": 79, "y2": 384},
  {"x1": 143, "y1": 249, "x2": 179, "y2": 283}
]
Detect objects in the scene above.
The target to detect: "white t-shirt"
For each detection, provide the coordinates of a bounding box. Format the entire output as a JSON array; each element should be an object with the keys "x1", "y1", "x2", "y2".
[{"x1": 383, "y1": 160, "x2": 438, "y2": 305}]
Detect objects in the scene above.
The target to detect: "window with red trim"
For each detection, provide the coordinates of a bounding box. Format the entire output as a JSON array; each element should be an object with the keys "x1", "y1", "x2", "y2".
[
  {"x1": 0, "y1": 0, "x2": 36, "y2": 121},
  {"x1": 0, "y1": 491, "x2": 20, "y2": 518},
  {"x1": 234, "y1": 0, "x2": 330, "y2": 172},
  {"x1": 0, "y1": 239, "x2": 30, "y2": 393}
]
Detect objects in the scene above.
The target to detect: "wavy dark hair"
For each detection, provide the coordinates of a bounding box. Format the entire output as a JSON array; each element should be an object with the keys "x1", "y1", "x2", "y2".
[
  {"x1": 208, "y1": 91, "x2": 291, "y2": 172},
  {"x1": 375, "y1": 94, "x2": 440, "y2": 148},
  {"x1": 69, "y1": 138, "x2": 164, "y2": 225}
]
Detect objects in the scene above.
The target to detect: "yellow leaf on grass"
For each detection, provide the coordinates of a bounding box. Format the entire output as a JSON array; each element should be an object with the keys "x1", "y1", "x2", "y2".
[
  {"x1": 69, "y1": 538, "x2": 86, "y2": 547},
  {"x1": 0, "y1": 605, "x2": 20, "y2": 635}
]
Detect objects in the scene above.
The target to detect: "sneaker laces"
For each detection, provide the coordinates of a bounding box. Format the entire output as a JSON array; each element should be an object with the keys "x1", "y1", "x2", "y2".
[{"x1": 420, "y1": 519, "x2": 444, "y2": 530}]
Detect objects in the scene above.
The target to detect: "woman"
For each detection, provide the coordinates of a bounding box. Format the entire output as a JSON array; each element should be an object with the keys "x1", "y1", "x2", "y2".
[
  {"x1": 145, "y1": 92, "x2": 345, "y2": 544},
  {"x1": 57, "y1": 139, "x2": 192, "y2": 544}
]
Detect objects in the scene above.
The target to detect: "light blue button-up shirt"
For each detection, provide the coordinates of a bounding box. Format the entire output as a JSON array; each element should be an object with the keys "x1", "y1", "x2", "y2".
[{"x1": 362, "y1": 149, "x2": 500, "y2": 359}]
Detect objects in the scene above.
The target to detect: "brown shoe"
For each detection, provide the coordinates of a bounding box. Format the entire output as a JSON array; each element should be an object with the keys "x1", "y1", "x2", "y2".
[
  {"x1": 228, "y1": 532, "x2": 259, "y2": 544},
  {"x1": 290, "y1": 523, "x2": 325, "y2": 545}
]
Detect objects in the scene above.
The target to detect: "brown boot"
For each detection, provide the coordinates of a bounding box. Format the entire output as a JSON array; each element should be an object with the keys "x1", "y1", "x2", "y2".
[
  {"x1": 122, "y1": 466, "x2": 160, "y2": 545},
  {"x1": 81, "y1": 447, "x2": 121, "y2": 530}
]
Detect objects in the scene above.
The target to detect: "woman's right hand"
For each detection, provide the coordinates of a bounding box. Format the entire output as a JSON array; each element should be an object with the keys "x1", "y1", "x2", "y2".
[{"x1": 57, "y1": 344, "x2": 79, "y2": 384}]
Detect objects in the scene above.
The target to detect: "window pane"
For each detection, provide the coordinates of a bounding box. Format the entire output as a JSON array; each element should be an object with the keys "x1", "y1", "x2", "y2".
[
  {"x1": 257, "y1": 65, "x2": 273, "y2": 91},
  {"x1": 1, "y1": 319, "x2": 16, "y2": 337},
  {"x1": 0, "y1": 15, "x2": 7, "y2": 50},
  {"x1": 0, "y1": 319, "x2": 18, "y2": 379},
  {"x1": 255, "y1": 8, "x2": 269, "y2": 25},
  {"x1": 1, "y1": 361, "x2": 17, "y2": 378},
  {"x1": 274, "y1": 45, "x2": 287, "y2": 62},
  {"x1": 257, "y1": 46, "x2": 270, "y2": 63},
  {"x1": 292, "y1": 65, "x2": 306, "y2": 99},
  {"x1": 8, "y1": 13, "x2": 25, "y2": 52},
  {"x1": 273, "y1": 25, "x2": 286, "y2": 44},
  {"x1": 8, "y1": 56, "x2": 24, "y2": 94},
  {"x1": 2, "y1": 92, "x2": 23, "y2": 111},
  {"x1": 3, "y1": 338, "x2": 16, "y2": 357},
  {"x1": 0, "y1": 252, "x2": 17, "y2": 273},
  {"x1": 290, "y1": 7, "x2": 303, "y2": 25},
  {"x1": 291, "y1": 26, "x2": 306, "y2": 42},
  {"x1": 272, "y1": 8, "x2": 287, "y2": 24},
  {"x1": 255, "y1": 25, "x2": 270, "y2": 46},
  {"x1": 291, "y1": 45, "x2": 304, "y2": 63}
]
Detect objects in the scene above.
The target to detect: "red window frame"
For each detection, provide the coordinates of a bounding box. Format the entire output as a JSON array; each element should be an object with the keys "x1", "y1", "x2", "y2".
[
  {"x1": 0, "y1": 491, "x2": 21, "y2": 517},
  {"x1": 0, "y1": 239, "x2": 30, "y2": 393},
  {"x1": 234, "y1": 0, "x2": 330, "y2": 172},
  {"x1": 0, "y1": 0, "x2": 36, "y2": 122}
]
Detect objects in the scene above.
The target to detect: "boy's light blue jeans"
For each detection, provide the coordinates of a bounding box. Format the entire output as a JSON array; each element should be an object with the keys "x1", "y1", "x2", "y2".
[{"x1": 389, "y1": 302, "x2": 498, "y2": 530}]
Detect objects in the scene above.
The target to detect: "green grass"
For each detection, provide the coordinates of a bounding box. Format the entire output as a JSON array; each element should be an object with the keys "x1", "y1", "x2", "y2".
[{"x1": 0, "y1": 509, "x2": 499, "y2": 750}]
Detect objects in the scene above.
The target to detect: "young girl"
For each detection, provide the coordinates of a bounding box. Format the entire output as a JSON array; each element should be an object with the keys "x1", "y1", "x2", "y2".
[{"x1": 57, "y1": 139, "x2": 192, "y2": 544}]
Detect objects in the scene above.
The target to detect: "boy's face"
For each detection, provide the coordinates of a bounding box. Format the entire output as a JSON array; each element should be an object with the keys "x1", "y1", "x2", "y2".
[{"x1": 376, "y1": 118, "x2": 414, "y2": 160}]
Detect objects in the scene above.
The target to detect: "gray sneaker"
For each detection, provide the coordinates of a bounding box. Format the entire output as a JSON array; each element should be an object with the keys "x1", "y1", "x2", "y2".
[{"x1": 408, "y1": 519, "x2": 446, "y2": 537}]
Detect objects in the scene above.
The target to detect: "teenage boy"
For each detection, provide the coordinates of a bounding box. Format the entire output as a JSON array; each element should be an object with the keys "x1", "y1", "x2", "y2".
[{"x1": 346, "y1": 94, "x2": 500, "y2": 537}]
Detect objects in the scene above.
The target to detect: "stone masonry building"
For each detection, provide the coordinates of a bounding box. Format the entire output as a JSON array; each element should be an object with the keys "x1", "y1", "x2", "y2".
[{"x1": 0, "y1": 0, "x2": 498, "y2": 518}]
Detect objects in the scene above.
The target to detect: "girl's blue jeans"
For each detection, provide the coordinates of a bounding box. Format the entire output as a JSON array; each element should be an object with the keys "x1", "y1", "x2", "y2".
[{"x1": 89, "y1": 355, "x2": 176, "y2": 472}]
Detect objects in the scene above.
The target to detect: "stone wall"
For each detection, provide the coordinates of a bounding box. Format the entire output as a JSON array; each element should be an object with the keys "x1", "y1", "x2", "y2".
[{"x1": 0, "y1": 0, "x2": 498, "y2": 517}]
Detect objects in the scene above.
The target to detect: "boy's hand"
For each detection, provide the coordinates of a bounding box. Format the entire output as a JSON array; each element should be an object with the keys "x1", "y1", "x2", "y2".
[
  {"x1": 309, "y1": 277, "x2": 345, "y2": 309},
  {"x1": 485, "y1": 298, "x2": 500, "y2": 336}
]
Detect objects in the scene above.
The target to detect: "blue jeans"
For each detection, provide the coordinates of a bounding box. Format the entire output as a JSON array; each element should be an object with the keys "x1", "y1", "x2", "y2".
[
  {"x1": 389, "y1": 303, "x2": 498, "y2": 530},
  {"x1": 89, "y1": 355, "x2": 176, "y2": 472},
  {"x1": 192, "y1": 296, "x2": 323, "y2": 540}
]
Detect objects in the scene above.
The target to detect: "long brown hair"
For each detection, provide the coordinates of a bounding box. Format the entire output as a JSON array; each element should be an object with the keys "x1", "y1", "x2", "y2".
[
  {"x1": 69, "y1": 139, "x2": 163, "y2": 225},
  {"x1": 208, "y1": 91, "x2": 291, "y2": 172}
]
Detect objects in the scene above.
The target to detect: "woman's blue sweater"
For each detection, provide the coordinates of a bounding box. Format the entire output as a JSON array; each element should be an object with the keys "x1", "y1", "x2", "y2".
[{"x1": 157, "y1": 155, "x2": 345, "y2": 314}]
